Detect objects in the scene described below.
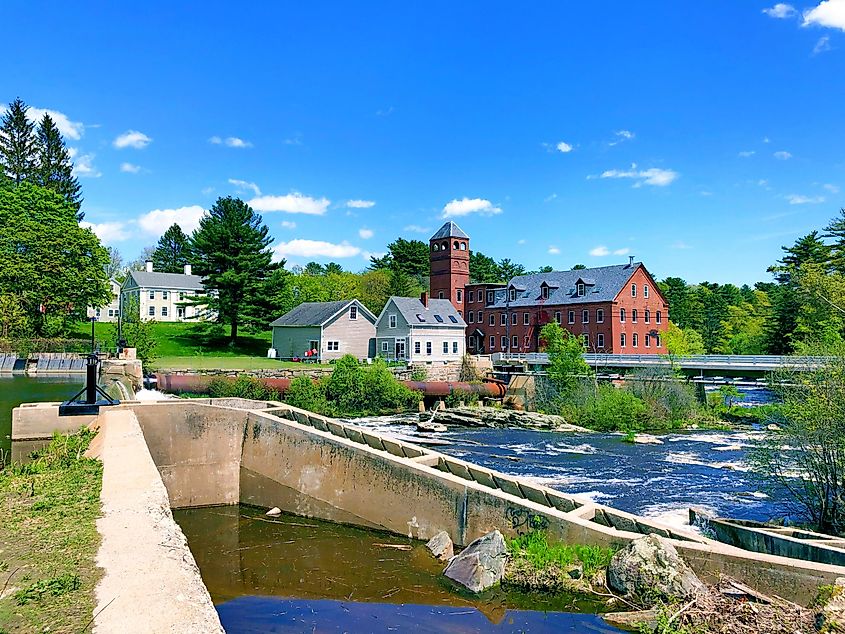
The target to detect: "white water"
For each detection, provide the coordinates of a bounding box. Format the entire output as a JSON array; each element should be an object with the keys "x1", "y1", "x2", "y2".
[{"x1": 135, "y1": 388, "x2": 172, "y2": 401}]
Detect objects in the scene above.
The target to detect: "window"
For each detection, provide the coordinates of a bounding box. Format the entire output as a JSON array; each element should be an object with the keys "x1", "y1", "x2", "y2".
[
  {"x1": 633, "y1": 333, "x2": 639, "y2": 347},
  {"x1": 442, "y1": 242, "x2": 448, "y2": 250},
  {"x1": 581, "y1": 334, "x2": 589, "y2": 347},
  {"x1": 177, "y1": 307, "x2": 185, "y2": 319},
  {"x1": 434, "y1": 314, "x2": 444, "y2": 323},
  {"x1": 656, "y1": 311, "x2": 662, "y2": 324},
  {"x1": 460, "y1": 242, "x2": 467, "y2": 250},
  {"x1": 489, "y1": 335, "x2": 495, "y2": 350},
  {"x1": 350, "y1": 306, "x2": 358, "y2": 320},
  {"x1": 454, "y1": 241, "x2": 459, "y2": 250},
  {"x1": 500, "y1": 313, "x2": 507, "y2": 326},
  {"x1": 149, "y1": 290, "x2": 155, "y2": 300},
  {"x1": 162, "y1": 291, "x2": 169, "y2": 300},
  {"x1": 644, "y1": 285, "x2": 650, "y2": 299},
  {"x1": 426, "y1": 342, "x2": 432, "y2": 355},
  {"x1": 523, "y1": 312, "x2": 530, "y2": 325},
  {"x1": 501, "y1": 336, "x2": 507, "y2": 349},
  {"x1": 162, "y1": 306, "x2": 168, "y2": 317},
  {"x1": 468, "y1": 312, "x2": 475, "y2": 323},
  {"x1": 416, "y1": 313, "x2": 426, "y2": 323},
  {"x1": 582, "y1": 309, "x2": 589, "y2": 324},
  {"x1": 645, "y1": 310, "x2": 650, "y2": 324},
  {"x1": 596, "y1": 309, "x2": 604, "y2": 323},
  {"x1": 489, "y1": 314, "x2": 495, "y2": 326},
  {"x1": 328, "y1": 341, "x2": 339, "y2": 351},
  {"x1": 456, "y1": 289, "x2": 462, "y2": 303},
  {"x1": 487, "y1": 291, "x2": 494, "y2": 305},
  {"x1": 620, "y1": 332, "x2": 627, "y2": 347},
  {"x1": 107, "y1": 309, "x2": 114, "y2": 317},
  {"x1": 468, "y1": 291, "x2": 474, "y2": 303},
  {"x1": 477, "y1": 311, "x2": 482, "y2": 322},
  {"x1": 389, "y1": 314, "x2": 397, "y2": 328},
  {"x1": 509, "y1": 288, "x2": 516, "y2": 301},
  {"x1": 631, "y1": 284, "x2": 637, "y2": 297},
  {"x1": 96, "y1": 308, "x2": 101, "y2": 317},
  {"x1": 382, "y1": 341, "x2": 389, "y2": 353},
  {"x1": 541, "y1": 286, "x2": 550, "y2": 300},
  {"x1": 597, "y1": 333, "x2": 605, "y2": 348},
  {"x1": 568, "y1": 310, "x2": 575, "y2": 324},
  {"x1": 554, "y1": 311, "x2": 561, "y2": 324},
  {"x1": 438, "y1": 291, "x2": 444, "y2": 299},
  {"x1": 577, "y1": 283, "x2": 585, "y2": 297},
  {"x1": 414, "y1": 341, "x2": 421, "y2": 354},
  {"x1": 620, "y1": 308, "x2": 626, "y2": 322},
  {"x1": 511, "y1": 313, "x2": 518, "y2": 325},
  {"x1": 512, "y1": 335, "x2": 518, "y2": 349},
  {"x1": 179, "y1": 292, "x2": 185, "y2": 301},
  {"x1": 645, "y1": 334, "x2": 650, "y2": 348},
  {"x1": 655, "y1": 334, "x2": 661, "y2": 347},
  {"x1": 632, "y1": 309, "x2": 638, "y2": 323},
  {"x1": 148, "y1": 306, "x2": 155, "y2": 316},
  {"x1": 443, "y1": 341, "x2": 449, "y2": 354},
  {"x1": 453, "y1": 341, "x2": 458, "y2": 354},
  {"x1": 449, "y1": 315, "x2": 458, "y2": 323}
]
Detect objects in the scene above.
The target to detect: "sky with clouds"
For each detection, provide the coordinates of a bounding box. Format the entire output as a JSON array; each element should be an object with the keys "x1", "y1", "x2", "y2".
[{"x1": 3, "y1": 1, "x2": 845, "y2": 284}]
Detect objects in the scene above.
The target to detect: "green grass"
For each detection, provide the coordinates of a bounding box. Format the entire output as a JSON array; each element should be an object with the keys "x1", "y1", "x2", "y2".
[
  {"x1": 155, "y1": 355, "x2": 328, "y2": 370},
  {"x1": 0, "y1": 428, "x2": 102, "y2": 632},
  {"x1": 507, "y1": 531, "x2": 617, "y2": 579}
]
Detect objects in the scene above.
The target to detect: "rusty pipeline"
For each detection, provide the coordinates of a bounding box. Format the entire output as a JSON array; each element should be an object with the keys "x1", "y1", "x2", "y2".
[{"x1": 154, "y1": 372, "x2": 506, "y2": 399}]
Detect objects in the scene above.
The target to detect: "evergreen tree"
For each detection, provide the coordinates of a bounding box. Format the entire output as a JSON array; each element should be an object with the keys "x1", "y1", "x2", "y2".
[
  {"x1": 35, "y1": 113, "x2": 83, "y2": 220},
  {"x1": 497, "y1": 258, "x2": 526, "y2": 281},
  {"x1": 469, "y1": 250, "x2": 500, "y2": 283},
  {"x1": 0, "y1": 98, "x2": 37, "y2": 183},
  {"x1": 824, "y1": 209, "x2": 845, "y2": 274},
  {"x1": 152, "y1": 224, "x2": 190, "y2": 273},
  {"x1": 188, "y1": 196, "x2": 275, "y2": 341},
  {"x1": 385, "y1": 238, "x2": 429, "y2": 278}
]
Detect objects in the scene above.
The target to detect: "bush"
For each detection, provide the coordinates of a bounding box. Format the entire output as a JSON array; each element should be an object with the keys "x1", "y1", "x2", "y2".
[
  {"x1": 625, "y1": 367, "x2": 698, "y2": 425},
  {"x1": 284, "y1": 375, "x2": 333, "y2": 415},
  {"x1": 445, "y1": 388, "x2": 479, "y2": 408},
  {"x1": 208, "y1": 375, "x2": 279, "y2": 401},
  {"x1": 409, "y1": 365, "x2": 428, "y2": 382},
  {"x1": 578, "y1": 385, "x2": 649, "y2": 432},
  {"x1": 320, "y1": 355, "x2": 420, "y2": 416}
]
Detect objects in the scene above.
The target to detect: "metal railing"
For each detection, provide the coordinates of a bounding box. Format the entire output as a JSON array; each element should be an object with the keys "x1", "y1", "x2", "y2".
[{"x1": 491, "y1": 352, "x2": 832, "y2": 369}]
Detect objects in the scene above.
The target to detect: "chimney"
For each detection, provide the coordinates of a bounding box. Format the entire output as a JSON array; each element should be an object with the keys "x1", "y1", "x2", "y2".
[
  {"x1": 628, "y1": 255, "x2": 635, "y2": 267},
  {"x1": 184, "y1": 264, "x2": 192, "y2": 276},
  {"x1": 145, "y1": 260, "x2": 153, "y2": 273},
  {"x1": 420, "y1": 291, "x2": 428, "y2": 308}
]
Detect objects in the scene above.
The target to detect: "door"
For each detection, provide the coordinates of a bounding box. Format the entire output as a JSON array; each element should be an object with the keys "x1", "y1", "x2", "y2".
[{"x1": 395, "y1": 339, "x2": 406, "y2": 359}]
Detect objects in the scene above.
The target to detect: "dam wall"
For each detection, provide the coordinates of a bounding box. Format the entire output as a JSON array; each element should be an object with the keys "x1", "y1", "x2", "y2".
[{"x1": 13, "y1": 398, "x2": 845, "y2": 607}]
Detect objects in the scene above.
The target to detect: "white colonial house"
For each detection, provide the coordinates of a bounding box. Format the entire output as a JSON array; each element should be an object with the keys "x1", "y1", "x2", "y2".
[
  {"x1": 91, "y1": 279, "x2": 122, "y2": 322},
  {"x1": 375, "y1": 294, "x2": 466, "y2": 363},
  {"x1": 121, "y1": 261, "x2": 208, "y2": 322}
]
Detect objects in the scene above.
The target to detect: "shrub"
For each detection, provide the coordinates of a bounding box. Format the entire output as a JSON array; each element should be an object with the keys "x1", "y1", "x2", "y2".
[
  {"x1": 284, "y1": 375, "x2": 333, "y2": 415},
  {"x1": 578, "y1": 385, "x2": 649, "y2": 432},
  {"x1": 409, "y1": 365, "x2": 428, "y2": 382},
  {"x1": 625, "y1": 367, "x2": 698, "y2": 425},
  {"x1": 208, "y1": 375, "x2": 279, "y2": 401},
  {"x1": 445, "y1": 388, "x2": 479, "y2": 408}
]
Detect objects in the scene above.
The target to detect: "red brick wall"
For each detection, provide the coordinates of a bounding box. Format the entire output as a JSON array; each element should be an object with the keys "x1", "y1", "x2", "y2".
[{"x1": 429, "y1": 238, "x2": 470, "y2": 317}]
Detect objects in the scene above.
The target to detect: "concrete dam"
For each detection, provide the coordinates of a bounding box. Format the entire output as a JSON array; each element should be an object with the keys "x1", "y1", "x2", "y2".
[{"x1": 12, "y1": 398, "x2": 845, "y2": 630}]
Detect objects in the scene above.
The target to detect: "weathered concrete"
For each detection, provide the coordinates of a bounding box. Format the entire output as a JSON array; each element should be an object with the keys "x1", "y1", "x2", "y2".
[
  {"x1": 89, "y1": 409, "x2": 223, "y2": 633},
  {"x1": 13, "y1": 398, "x2": 845, "y2": 606}
]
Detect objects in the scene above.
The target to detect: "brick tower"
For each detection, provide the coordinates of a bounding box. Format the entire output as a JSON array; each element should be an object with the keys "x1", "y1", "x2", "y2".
[{"x1": 429, "y1": 221, "x2": 470, "y2": 316}]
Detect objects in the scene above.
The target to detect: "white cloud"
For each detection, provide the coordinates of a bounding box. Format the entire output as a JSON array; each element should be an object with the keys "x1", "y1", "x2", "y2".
[
  {"x1": 774, "y1": 150, "x2": 792, "y2": 160},
  {"x1": 346, "y1": 199, "x2": 376, "y2": 208},
  {"x1": 376, "y1": 106, "x2": 395, "y2": 117},
  {"x1": 361, "y1": 250, "x2": 387, "y2": 261},
  {"x1": 613, "y1": 248, "x2": 630, "y2": 256},
  {"x1": 556, "y1": 141, "x2": 573, "y2": 153},
  {"x1": 120, "y1": 162, "x2": 141, "y2": 174},
  {"x1": 228, "y1": 178, "x2": 261, "y2": 196},
  {"x1": 596, "y1": 164, "x2": 679, "y2": 187},
  {"x1": 590, "y1": 246, "x2": 610, "y2": 256},
  {"x1": 787, "y1": 194, "x2": 826, "y2": 204},
  {"x1": 209, "y1": 136, "x2": 253, "y2": 148},
  {"x1": 804, "y1": 0, "x2": 845, "y2": 30},
  {"x1": 544, "y1": 193, "x2": 558, "y2": 202},
  {"x1": 26, "y1": 108, "x2": 84, "y2": 140},
  {"x1": 671, "y1": 241, "x2": 692, "y2": 250},
  {"x1": 68, "y1": 148, "x2": 100, "y2": 178},
  {"x1": 113, "y1": 130, "x2": 152, "y2": 149},
  {"x1": 442, "y1": 197, "x2": 502, "y2": 218},
  {"x1": 517, "y1": 239, "x2": 526, "y2": 245},
  {"x1": 137, "y1": 205, "x2": 206, "y2": 237},
  {"x1": 738, "y1": 150, "x2": 756, "y2": 157},
  {"x1": 283, "y1": 134, "x2": 303, "y2": 146},
  {"x1": 763, "y1": 3, "x2": 797, "y2": 18},
  {"x1": 201, "y1": 186, "x2": 215, "y2": 195},
  {"x1": 609, "y1": 130, "x2": 635, "y2": 146},
  {"x1": 814, "y1": 35, "x2": 833, "y2": 53},
  {"x1": 404, "y1": 224, "x2": 431, "y2": 234},
  {"x1": 248, "y1": 193, "x2": 330, "y2": 215},
  {"x1": 273, "y1": 239, "x2": 361, "y2": 260},
  {"x1": 358, "y1": 228, "x2": 374, "y2": 239},
  {"x1": 81, "y1": 221, "x2": 129, "y2": 243},
  {"x1": 824, "y1": 183, "x2": 840, "y2": 193},
  {"x1": 281, "y1": 220, "x2": 297, "y2": 229},
  {"x1": 548, "y1": 246, "x2": 560, "y2": 255}
]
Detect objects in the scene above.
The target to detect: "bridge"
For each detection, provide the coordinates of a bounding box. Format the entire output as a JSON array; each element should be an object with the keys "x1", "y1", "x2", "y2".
[{"x1": 491, "y1": 353, "x2": 829, "y2": 377}]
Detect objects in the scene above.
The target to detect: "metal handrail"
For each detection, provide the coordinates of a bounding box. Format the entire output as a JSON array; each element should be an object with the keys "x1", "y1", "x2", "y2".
[{"x1": 491, "y1": 352, "x2": 832, "y2": 367}]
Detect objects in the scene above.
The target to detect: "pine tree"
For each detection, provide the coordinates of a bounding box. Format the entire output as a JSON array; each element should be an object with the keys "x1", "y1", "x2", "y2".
[
  {"x1": 152, "y1": 224, "x2": 190, "y2": 273},
  {"x1": 0, "y1": 98, "x2": 37, "y2": 183},
  {"x1": 35, "y1": 113, "x2": 83, "y2": 220},
  {"x1": 824, "y1": 209, "x2": 845, "y2": 274},
  {"x1": 188, "y1": 197, "x2": 275, "y2": 340}
]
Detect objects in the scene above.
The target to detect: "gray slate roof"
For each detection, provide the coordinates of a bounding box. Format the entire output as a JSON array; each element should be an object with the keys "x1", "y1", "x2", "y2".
[
  {"x1": 489, "y1": 263, "x2": 643, "y2": 308},
  {"x1": 126, "y1": 270, "x2": 204, "y2": 291},
  {"x1": 270, "y1": 300, "x2": 371, "y2": 327},
  {"x1": 430, "y1": 221, "x2": 469, "y2": 240},
  {"x1": 387, "y1": 296, "x2": 466, "y2": 328}
]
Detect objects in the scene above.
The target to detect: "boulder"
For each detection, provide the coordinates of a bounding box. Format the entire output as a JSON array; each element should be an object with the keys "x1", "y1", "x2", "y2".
[
  {"x1": 632, "y1": 434, "x2": 664, "y2": 445},
  {"x1": 265, "y1": 507, "x2": 281, "y2": 517},
  {"x1": 607, "y1": 534, "x2": 705, "y2": 601},
  {"x1": 817, "y1": 577, "x2": 845, "y2": 632},
  {"x1": 417, "y1": 420, "x2": 448, "y2": 433},
  {"x1": 426, "y1": 531, "x2": 454, "y2": 561},
  {"x1": 444, "y1": 530, "x2": 507, "y2": 593},
  {"x1": 426, "y1": 407, "x2": 587, "y2": 432}
]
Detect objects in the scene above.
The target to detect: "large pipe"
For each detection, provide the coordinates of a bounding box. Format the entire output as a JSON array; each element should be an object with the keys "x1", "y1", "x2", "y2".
[{"x1": 154, "y1": 372, "x2": 507, "y2": 399}]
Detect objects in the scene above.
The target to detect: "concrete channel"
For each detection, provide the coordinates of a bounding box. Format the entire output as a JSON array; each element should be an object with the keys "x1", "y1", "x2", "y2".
[{"x1": 12, "y1": 398, "x2": 845, "y2": 630}]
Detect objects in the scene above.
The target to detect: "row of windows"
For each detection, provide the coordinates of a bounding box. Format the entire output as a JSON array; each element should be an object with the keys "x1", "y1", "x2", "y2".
[
  {"x1": 327, "y1": 341, "x2": 340, "y2": 351},
  {"x1": 379, "y1": 340, "x2": 460, "y2": 355},
  {"x1": 95, "y1": 308, "x2": 120, "y2": 318},
  {"x1": 619, "y1": 333, "x2": 661, "y2": 348},
  {"x1": 432, "y1": 240, "x2": 468, "y2": 252},
  {"x1": 148, "y1": 306, "x2": 187, "y2": 318},
  {"x1": 466, "y1": 283, "x2": 653, "y2": 304},
  {"x1": 486, "y1": 332, "x2": 609, "y2": 351},
  {"x1": 465, "y1": 308, "x2": 662, "y2": 326},
  {"x1": 147, "y1": 290, "x2": 194, "y2": 301}
]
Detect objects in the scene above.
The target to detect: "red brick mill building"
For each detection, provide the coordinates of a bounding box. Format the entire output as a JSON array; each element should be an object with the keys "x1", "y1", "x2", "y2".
[{"x1": 428, "y1": 221, "x2": 669, "y2": 355}]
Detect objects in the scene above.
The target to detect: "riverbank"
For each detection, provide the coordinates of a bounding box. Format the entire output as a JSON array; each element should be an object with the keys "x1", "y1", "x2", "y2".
[{"x1": 0, "y1": 429, "x2": 102, "y2": 632}]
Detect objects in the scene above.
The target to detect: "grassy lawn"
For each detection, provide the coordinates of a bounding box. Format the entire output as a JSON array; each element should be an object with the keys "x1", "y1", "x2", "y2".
[
  {"x1": 0, "y1": 429, "x2": 102, "y2": 633},
  {"x1": 155, "y1": 356, "x2": 328, "y2": 370}
]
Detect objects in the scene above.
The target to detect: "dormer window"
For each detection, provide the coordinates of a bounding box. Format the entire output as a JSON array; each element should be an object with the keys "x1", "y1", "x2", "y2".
[
  {"x1": 577, "y1": 283, "x2": 585, "y2": 297},
  {"x1": 509, "y1": 289, "x2": 516, "y2": 301},
  {"x1": 541, "y1": 286, "x2": 550, "y2": 300}
]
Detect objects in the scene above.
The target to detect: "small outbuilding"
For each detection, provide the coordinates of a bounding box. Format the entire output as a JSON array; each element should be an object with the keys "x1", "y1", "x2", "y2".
[
  {"x1": 374, "y1": 293, "x2": 466, "y2": 362},
  {"x1": 269, "y1": 300, "x2": 376, "y2": 362}
]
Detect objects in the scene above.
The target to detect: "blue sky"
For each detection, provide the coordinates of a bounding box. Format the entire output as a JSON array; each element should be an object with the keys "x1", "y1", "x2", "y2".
[{"x1": 3, "y1": 1, "x2": 844, "y2": 284}]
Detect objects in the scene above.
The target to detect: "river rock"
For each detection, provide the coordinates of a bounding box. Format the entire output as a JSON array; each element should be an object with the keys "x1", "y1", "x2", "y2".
[
  {"x1": 425, "y1": 407, "x2": 587, "y2": 432},
  {"x1": 766, "y1": 423, "x2": 781, "y2": 432},
  {"x1": 817, "y1": 577, "x2": 845, "y2": 632},
  {"x1": 265, "y1": 507, "x2": 281, "y2": 516},
  {"x1": 444, "y1": 530, "x2": 507, "y2": 593},
  {"x1": 417, "y1": 420, "x2": 448, "y2": 433},
  {"x1": 632, "y1": 434, "x2": 664, "y2": 445},
  {"x1": 607, "y1": 534, "x2": 706, "y2": 601},
  {"x1": 602, "y1": 609, "x2": 659, "y2": 631},
  {"x1": 426, "y1": 531, "x2": 454, "y2": 561}
]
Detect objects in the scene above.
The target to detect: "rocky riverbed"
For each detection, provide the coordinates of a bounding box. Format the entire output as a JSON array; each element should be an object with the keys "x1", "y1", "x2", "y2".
[{"x1": 423, "y1": 406, "x2": 588, "y2": 432}]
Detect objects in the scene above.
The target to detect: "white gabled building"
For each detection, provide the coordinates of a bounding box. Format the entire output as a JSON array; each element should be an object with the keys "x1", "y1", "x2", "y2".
[
  {"x1": 374, "y1": 294, "x2": 466, "y2": 363},
  {"x1": 121, "y1": 261, "x2": 208, "y2": 322},
  {"x1": 90, "y1": 279, "x2": 122, "y2": 322}
]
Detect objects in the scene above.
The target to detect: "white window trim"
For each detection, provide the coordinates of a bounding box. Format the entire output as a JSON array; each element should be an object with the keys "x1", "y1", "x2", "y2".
[
  {"x1": 596, "y1": 309, "x2": 604, "y2": 323},
  {"x1": 388, "y1": 314, "x2": 397, "y2": 328}
]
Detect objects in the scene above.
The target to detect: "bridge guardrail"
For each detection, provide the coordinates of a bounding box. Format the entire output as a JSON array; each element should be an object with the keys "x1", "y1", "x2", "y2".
[{"x1": 491, "y1": 352, "x2": 832, "y2": 369}]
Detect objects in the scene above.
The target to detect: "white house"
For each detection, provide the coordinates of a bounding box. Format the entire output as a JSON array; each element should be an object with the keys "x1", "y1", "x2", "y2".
[
  {"x1": 374, "y1": 294, "x2": 466, "y2": 363},
  {"x1": 91, "y1": 280, "x2": 122, "y2": 322},
  {"x1": 121, "y1": 261, "x2": 208, "y2": 322}
]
